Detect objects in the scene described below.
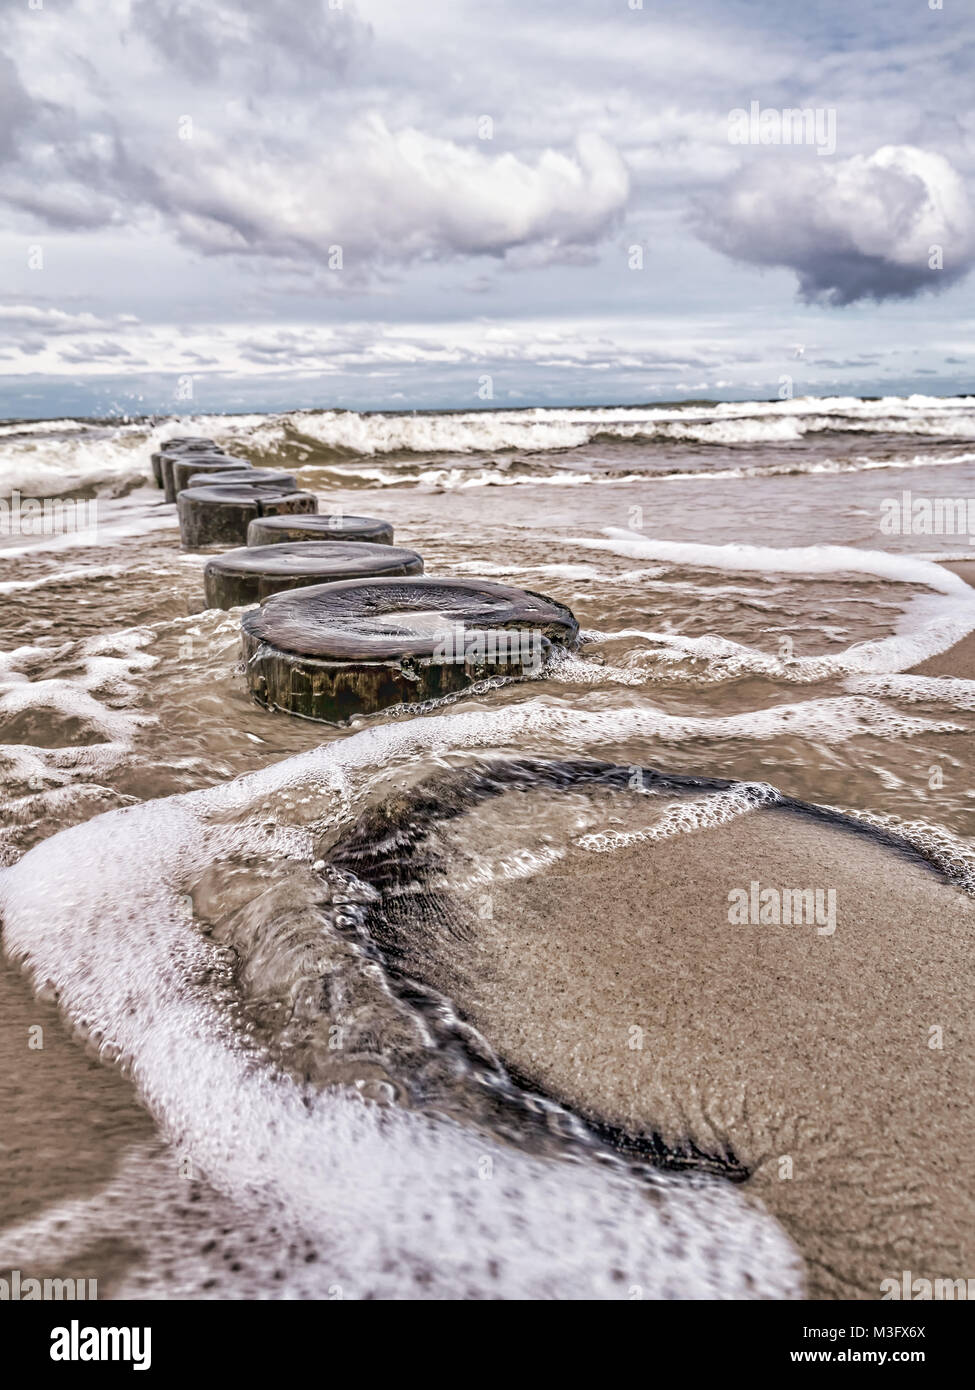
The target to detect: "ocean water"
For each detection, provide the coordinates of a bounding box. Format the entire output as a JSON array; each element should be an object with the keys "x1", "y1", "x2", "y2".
[{"x1": 1, "y1": 394, "x2": 974, "y2": 1300}]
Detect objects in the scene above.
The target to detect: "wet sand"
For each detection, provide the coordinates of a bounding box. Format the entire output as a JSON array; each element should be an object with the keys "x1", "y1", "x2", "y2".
[
  {"x1": 910, "y1": 561, "x2": 975, "y2": 678},
  {"x1": 0, "y1": 954, "x2": 304, "y2": 1300},
  {"x1": 404, "y1": 794, "x2": 975, "y2": 1300},
  {"x1": 2, "y1": 432, "x2": 974, "y2": 1299},
  {"x1": 0, "y1": 955, "x2": 154, "y2": 1293}
]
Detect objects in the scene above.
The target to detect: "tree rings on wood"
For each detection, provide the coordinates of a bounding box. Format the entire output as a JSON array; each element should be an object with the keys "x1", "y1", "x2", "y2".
[
  {"x1": 203, "y1": 541, "x2": 424, "y2": 609},
  {"x1": 171, "y1": 455, "x2": 254, "y2": 495},
  {"x1": 240, "y1": 576, "x2": 580, "y2": 721},
  {"x1": 183, "y1": 467, "x2": 299, "y2": 493}
]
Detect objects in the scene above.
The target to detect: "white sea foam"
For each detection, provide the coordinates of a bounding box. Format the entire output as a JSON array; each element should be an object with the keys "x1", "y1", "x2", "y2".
[
  {"x1": 576, "y1": 783, "x2": 778, "y2": 853},
  {"x1": 258, "y1": 397, "x2": 975, "y2": 456},
  {"x1": 0, "y1": 704, "x2": 814, "y2": 1299},
  {"x1": 449, "y1": 559, "x2": 651, "y2": 583},
  {"x1": 0, "y1": 419, "x2": 90, "y2": 439},
  {"x1": 0, "y1": 565, "x2": 126, "y2": 596},
  {"x1": 580, "y1": 533, "x2": 972, "y2": 594},
  {"x1": 0, "y1": 607, "x2": 185, "y2": 862},
  {"x1": 574, "y1": 534, "x2": 975, "y2": 679},
  {"x1": 0, "y1": 415, "x2": 254, "y2": 498},
  {"x1": 820, "y1": 804, "x2": 975, "y2": 894},
  {"x1": 0, "y1": 629, "x2": 156, "y2": 746},
  {"x1": 0, "y1": 429, "x2": 148, "y2": 497},
  {"x1": 287, "y1": 451, "x2": 975, "y2": 490},
  {"x1": 844, "y1": 672, "x2": 975, "y2": 710},
  {"x1": 4, "y1": 399, "x2": 975, "y2": 498}
]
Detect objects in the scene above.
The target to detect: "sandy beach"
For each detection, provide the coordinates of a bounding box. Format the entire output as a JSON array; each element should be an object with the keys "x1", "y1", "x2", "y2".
[
  {"x1": 388, "y1": 791, "x2": 975, "y2": 1299},
  {"x1": 910, "y1": 561, "x2": 975, "y2": 678},
  {"x1": 0, "y1": 955, "x2": 153, "y2": 1294},
  {"x1": 2, "y1": 405, "x2": 975, "y2": 1303}
]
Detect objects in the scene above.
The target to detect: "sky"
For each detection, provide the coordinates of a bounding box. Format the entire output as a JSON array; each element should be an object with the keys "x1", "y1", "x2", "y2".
[{"x1": 0, "y1": 0, "x2": 973, "y2": 419}]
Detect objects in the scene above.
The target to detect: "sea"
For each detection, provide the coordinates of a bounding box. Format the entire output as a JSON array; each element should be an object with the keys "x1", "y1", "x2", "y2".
[{"x1": 1, "y1": 393, "x2": 974, "y2": 1300}]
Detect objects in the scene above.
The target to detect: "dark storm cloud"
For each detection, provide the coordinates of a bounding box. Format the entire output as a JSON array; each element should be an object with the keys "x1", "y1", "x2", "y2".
[{"x1": 693, "y1": 146, "x2": 975, "y2": 305}]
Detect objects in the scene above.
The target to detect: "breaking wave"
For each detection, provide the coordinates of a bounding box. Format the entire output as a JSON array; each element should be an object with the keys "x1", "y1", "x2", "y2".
[{"x1": 3, "y1": 395, "x2": 975, "y2": 498}]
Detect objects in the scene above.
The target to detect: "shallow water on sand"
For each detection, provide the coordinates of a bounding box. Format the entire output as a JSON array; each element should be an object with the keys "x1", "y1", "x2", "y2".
[{"x1": 1, "y1": 401, "x2": 974, "y2": 1299}]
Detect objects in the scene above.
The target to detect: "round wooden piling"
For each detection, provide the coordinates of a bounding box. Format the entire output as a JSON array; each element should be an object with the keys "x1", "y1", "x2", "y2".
[
  {"x1": 177, "y1": 484, "x2": 317, "y2": 550},
  {"x1": 246, "y1": 514, "x2": 395, "y2": 546},
  {"x1": 203, "y1": 541, "x2": 424, "y2": 609},
  {"x1": 240, "y1": 576, "x2": 580, "y2": 722},
  {"x1": 183, "y1": 467, "x2": 299, "y2": 493},
  {"x1": 161, "y1": 444, "x2": 227, "y2": 502},
  {"x1": 171, "y1": 456, "x2": 255, "y2": 495},
  {"x1": 152, "y1": 437, "x2": 219, "y2": 490}
]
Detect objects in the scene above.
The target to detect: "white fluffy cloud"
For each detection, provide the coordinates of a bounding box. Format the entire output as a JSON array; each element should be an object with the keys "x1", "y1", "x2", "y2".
[
  {"x1": 695, "y1": 145, "x2": 975, "y2": 304},
  {"x1": 0, "y1": 314, "x2": 720, "y2": 379},
  {"x1": 0, "y1": 305, "x2": 137, "y2": 334},
  {"x1": 0, "y1": 1, "x2": 630, "y2": 271},
  {"x1": 158, "y1": 122, "x2": 629, "y2": 266}
]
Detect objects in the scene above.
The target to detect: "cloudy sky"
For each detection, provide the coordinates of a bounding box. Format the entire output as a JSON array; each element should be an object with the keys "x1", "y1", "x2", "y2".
[{"x1": 1, "y1": 0, "x2": 973, "y2": 418}]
